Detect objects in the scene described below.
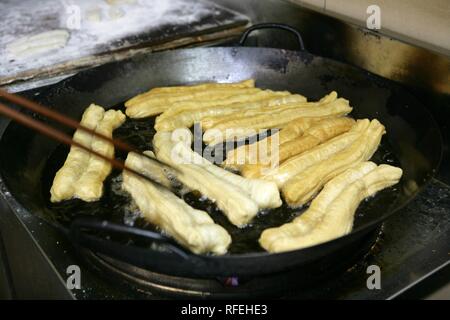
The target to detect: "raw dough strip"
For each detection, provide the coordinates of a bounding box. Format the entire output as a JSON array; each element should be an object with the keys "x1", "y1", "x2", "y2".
[
  {"x1": 73, "y1": 109, "x2": 126, "y2": 201},
  {"x1": 50, "y1": 104, "x2": 105, "y2": 202},
  {"x1": 259, "y1": 163, "x2": 402, "y2": 252},
  {"x1": 259, "y1": 119, "x2": 370, "y2": 186},
  {"x1": 240, "y1": 117, "x2": 356, "y2": 178},
  {"x1": 7, "y1": 30, "x2": 70, "y2": 58},
  {"x1": 282, "y1": 119, "x2": 385, "y2": 207},
  {"x1": 123, "y1": 152, "x2": 231, "y2": 255},
  {"x1": 155, "y1": 93, "x2": 305, "y2": 131},
  {"x1": 153, "y1": 132, "x2": 260, "y2": 227},
  {"x1": 127, "y1": 79, "x2": 255, "y2": 105}
]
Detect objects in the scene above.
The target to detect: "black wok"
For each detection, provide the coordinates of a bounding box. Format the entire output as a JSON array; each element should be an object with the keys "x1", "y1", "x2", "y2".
[{"x1": 0, "y1": 24, "x2": 442, "y2": 278}]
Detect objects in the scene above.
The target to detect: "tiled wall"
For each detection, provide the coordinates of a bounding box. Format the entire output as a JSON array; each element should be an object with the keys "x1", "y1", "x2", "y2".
[{"x1": 290, "y1": 0, "x2": 450, "y2": 54}]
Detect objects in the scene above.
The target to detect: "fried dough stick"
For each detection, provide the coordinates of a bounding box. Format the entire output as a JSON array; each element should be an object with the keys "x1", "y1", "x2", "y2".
[
  {"x1": 156, "y1": 90, "x2": 290, "y2": 123},
  {"x1": 259, "y1": 162, "x2": 402, "y2": 252},
  {"x1": 202, "y1": 92, "x2": 338, "y2": 146},
  {"x1": 282, "y1": 119, "x2": 386, "y2": 207},
  {"x1": 127, "y1": 79, "x2": 255, "y2": 106},
  {"x1": 241, "y1": 117, "x2": 355, "y2": 178},
  {"x1": 123, "y1": 152, "x2": 231, "y2": 255},
  {"x1": 126, "y1": 88, "x2": 263, "y2": 118},
  {"x1": 205, "y1": 97, "x2": 352, "y2": 135},
  {"x1": 155, "y1": 131, "x2": 281, "y2": 207},
  {"x1": 155, "y1": 93, "x2": 305, "y2": 131},
  {"x1": 50, "y1": 104, "x2": 105, "y2": 202},
  {"x1": 279, "y1": 116, "x2": 326, "y2": 143},
  {"x1": 151, "y1": 79, "x2": 255, "y2": 94},
  {"x1": 261, "y1": 162, "x2": 377, "y2": 251},
  {"x1": 203, "y1": 127, "x2": 278, "y2": 147},
  {"x1": 159, "y1": 131, "x2": 282, "y2": 210},
  {"x1": 73, "y1": 109, "x2": 126, "y2": 201},
  {"x1": 202, "y1": 97, "x2": 350, "y2": 146},
  {"x1": 202, "y1": 91, "x2": 338, "y2": 130},
  {"x1": 260, "y1": 119, "x2": 371, "y2": 187},
  {"x1": 132, "y1": 151, "x2": 177, "y2": 189},
  {"x1": 222, "y1": 117, "x2": 323, "y2": 170},
  {"x1": 153, "y1": 132, "x2": 260, "y2": 227},
  {"x1": 278, "y1": 118, "x2": 356, "y2": 163}
]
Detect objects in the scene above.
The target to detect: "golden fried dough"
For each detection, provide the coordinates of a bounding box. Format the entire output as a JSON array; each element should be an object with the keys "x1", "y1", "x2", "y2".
[
  {"x1": 150, "y1": 79, "x2": 255, "y2": 94},
  {"x1": 241, "y1": 117, "x2": 356, "y2": 178},
  {"x1": 201, "y1": 91, "x2": 337, "y2": 131},
  {"x1": 155, "y1": 94, "x2": 305, "y2": 131},
  {"x1": 278, "y1": 117, "x2": 355, "y2": 163},
  {"x1": 201, "y1": 92, "x2": 338, "y2": 146},
  {"x1": 259, "y1": 162, "x2": 402, "y2": 252},
  {"x1": 201, "y1": 98, "x2": 313, "y2": 130},
  {"x1": 123, "y1": 152, "x2": 231, "y2": 255},
  {"x1": 50, "y1": 104, "x2": 106, "y2": 202},
  {"x1": 156, "y1": 130, "x2": 281, "y2": 205},
  {"x1": 203, "y1": 127, "x2": 265, "y2": 147},
  {"x1": 221, "y1": 117, "x2": 323, "y2": 170},
  {"x1": 208, "y1": 97, "x2": 352, "y2": 133},
  {"x1": 153, "y1": 131, "x2": 260, "y2": 227},
  {"x1": 126, "y1": 88, "x2": 262, "y2": 118},
  {"x1": 127, "y1": 79, "x2": 255, "y2": 105},
  {"x1": 156, "y1": 90, "x2": 287, "y2": 123},
  {"x1": 251, "y1": 120, "x2": 371, "y2": 183},
  {"x1": 73, "y1": 109, "x2": 126, "y2": 201},
  {"x1": 279, "y1": 117, "x2": 325, "y2": 144},
  {"x1": 282, "y1": 119, "x2": 385, "y2": 207},
  {"x1": 135, "y1": 151, "x2": 177, "y2": 189}
]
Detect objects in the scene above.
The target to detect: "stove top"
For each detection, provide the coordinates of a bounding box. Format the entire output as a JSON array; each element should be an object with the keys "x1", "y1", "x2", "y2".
[
  {"x1": 0, "y1": 0, "x2": 449, "y2": 300},
  {"x1": 78, "y1": 226, "x2": 380, "y2": 299},
  {"x1": 2, "y1": 179, "x2": 447, "y2": 299}
]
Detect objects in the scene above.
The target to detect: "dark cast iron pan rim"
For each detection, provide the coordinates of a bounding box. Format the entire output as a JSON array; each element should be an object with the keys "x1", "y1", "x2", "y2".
[{"x1": 0, "y1": 23, "x2": 443, "y2": 262}]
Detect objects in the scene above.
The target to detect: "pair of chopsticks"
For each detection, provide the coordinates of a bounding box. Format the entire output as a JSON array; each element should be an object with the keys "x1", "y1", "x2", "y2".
[{"x1": 0, "y1": 88, "x2": 172, "y2": 187}]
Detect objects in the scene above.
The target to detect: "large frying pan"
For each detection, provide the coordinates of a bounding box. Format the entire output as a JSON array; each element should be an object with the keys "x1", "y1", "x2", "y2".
[{"x1": 0, "y1": 24, "x2": 442, "y2": 278}]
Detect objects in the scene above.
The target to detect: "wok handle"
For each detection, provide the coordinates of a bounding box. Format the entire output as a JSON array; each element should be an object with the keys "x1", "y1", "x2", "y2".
[
  {"x1": 239, "y1": 23, "x2": 306, "y2": 51},
  {"x1": 69, "y1": 218, "x2": 189, "y2": 260}
]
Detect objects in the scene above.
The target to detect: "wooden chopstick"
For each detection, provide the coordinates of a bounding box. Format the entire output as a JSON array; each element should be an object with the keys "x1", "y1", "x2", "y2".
[
  {"x1": 0, "y1": 93, "x2": 174, "y2": 189},
  {"x1": 0, "y1": 88, "x2": 137, "y2": 154}
]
